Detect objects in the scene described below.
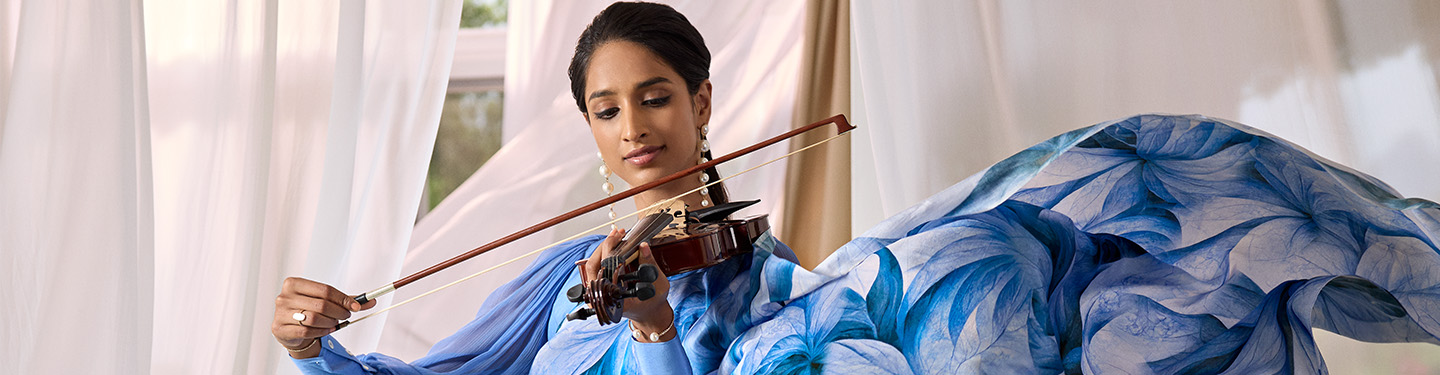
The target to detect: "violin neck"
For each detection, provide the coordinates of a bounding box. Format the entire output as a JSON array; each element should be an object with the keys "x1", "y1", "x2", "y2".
[{"x1": 615, "y1": 211, "x2": 676, "y2": 264}]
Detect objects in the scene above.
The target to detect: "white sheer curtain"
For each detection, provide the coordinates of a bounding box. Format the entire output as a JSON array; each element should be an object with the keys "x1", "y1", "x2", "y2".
[
  {"x1": 0, "y1": 1, "x2": 152, "y2": 374},
  {"x1": 851, "y1": 0, "x2": 1440, "y2": 372},
  {"x1": 0, "y1": 0, "x2": 459, "y2": 374},
  {"x1": 376, "y1": 0, "x2": 805, "y2": 361}
]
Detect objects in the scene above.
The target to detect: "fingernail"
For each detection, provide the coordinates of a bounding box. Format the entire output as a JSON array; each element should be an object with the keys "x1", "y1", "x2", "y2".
[{"x1": 351, "y1": 302, "x2": 361, "y2": 310}]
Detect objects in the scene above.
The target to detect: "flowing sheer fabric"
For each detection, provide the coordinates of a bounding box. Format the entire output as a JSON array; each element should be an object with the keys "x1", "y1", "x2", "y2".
[
  {"x1": 0, "y1": 1, "x2": 152, "y2": 373},
  {"x1": 851, "y1": 4, "x2": 1440, "y2": 368},
  {"x1": 526, "y1": 114, "x2": 1438, "y2": 374},
  {"x1": 0, "y1": 1, "x2": 460, "y2": 374}
]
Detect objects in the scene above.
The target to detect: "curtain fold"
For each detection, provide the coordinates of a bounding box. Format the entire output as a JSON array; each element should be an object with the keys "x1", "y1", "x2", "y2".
[
  {"x1": 1, "y1": 0, "x2": 459, "y2": 374},
  {"x1": 0, "y1": 0, "x2": 153, "y2": 373},
  {"x1": 0, "y1": 0, "x2": 16, "y2": 132},
  {"x1": 852, "y1": 0, "x2": 1440, "y2": 228},
  {"x1": 780, "y1": 0, "x2": 851, "y2": 270}
]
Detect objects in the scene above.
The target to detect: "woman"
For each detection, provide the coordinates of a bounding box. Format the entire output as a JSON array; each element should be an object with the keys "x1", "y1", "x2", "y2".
[
  {"x1": 276, "y1": 3, "x2": 769, "y2": 373},
  {"x1": 275, "y1": 2, "x2": 1440, "y2": 374}
]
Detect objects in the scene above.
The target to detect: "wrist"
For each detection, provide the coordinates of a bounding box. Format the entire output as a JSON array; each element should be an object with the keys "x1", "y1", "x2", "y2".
[
  {"x1": 630, "y1": 304, "x2": 673, "y2": 331},
  {"x1": 282, "y1": 337, "x2": 323, "y2": 359},
  {"x1": 629, "y1": 306, "x2": 676, "y2": 343}
]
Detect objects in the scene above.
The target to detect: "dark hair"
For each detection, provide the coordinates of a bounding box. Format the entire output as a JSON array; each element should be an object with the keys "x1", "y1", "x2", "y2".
[{"x1": 569, "y1": 2, "x2": 727, "y2": 206}]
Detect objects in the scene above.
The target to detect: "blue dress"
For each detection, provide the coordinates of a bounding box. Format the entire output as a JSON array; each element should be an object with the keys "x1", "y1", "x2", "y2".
[{"x1": 298, "y1": 114, "x2": 1440, "y2": 374}]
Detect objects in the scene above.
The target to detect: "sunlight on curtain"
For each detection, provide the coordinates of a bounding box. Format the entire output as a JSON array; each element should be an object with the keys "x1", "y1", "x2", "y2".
[
  {"x1": 853, "y1": 0, "x2": 1440, "y2": 227},
  {"x1": 0, "y1": 0, "x2": 17, "y2": 130},
  {"x1": 1, "y1": 0, "x2": 458, "y2": 374},
  {"x1": 0, "y1": 1, "x2": 152, "y2": 374},
  {"x1": 144, "y1": 1, "x2": 459, "y2": 373},
  {"x1": 375, "y1": 0, "x2": 804, "y2": 361},
  {"x1": 851, "y1": 1, "x2": 1440, "y2": 373}
]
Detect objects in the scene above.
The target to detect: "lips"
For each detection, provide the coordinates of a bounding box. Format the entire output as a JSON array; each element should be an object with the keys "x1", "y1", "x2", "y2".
[{"x1": 622, "y1": 145, "x2": 664, "y2": 166}]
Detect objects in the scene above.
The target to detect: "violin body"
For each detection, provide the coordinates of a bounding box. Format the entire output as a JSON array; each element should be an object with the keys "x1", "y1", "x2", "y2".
[
  {"x1": 650, "y1": 214, "x2": 768, "y2": 275},
  {"x1": 566, "y1": 211, "x2": 769, "y2": 325}
]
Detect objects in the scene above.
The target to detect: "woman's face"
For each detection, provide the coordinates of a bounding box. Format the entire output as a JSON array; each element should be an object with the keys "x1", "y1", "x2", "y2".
[{"x1": 583, "y1": 40, "x2": 711, "y2": 189}]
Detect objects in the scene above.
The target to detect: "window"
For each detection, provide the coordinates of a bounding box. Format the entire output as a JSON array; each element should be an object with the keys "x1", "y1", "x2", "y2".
[{"x1": 420, "y1": 0, "x2": 507, "y2": 217}]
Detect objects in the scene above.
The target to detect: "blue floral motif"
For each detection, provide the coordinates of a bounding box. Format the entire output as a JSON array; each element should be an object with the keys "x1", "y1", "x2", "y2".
[
  {"x1": 723, "y1": 286, "x2": 876, "y2": 374},
  {"x1": 544, "y1": 115, "x2": 1439, "y2": 374},
  {"x1": 368, "y1": 115, "x2": 1439, "y2": 375}
]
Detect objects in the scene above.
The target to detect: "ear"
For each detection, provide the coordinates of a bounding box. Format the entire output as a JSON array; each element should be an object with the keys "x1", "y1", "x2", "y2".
[
  {"x1": 580, "y1": 112, "x2": 591, "y2": 125},
  {"x1": 692, "y1": 80, "x2": 713, "y2": 129}
]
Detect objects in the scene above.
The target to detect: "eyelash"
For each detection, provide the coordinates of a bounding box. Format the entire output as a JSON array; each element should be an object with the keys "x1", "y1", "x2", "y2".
[
  {"x1": 594, "y1": 107, "x2": 619, "y2": 119},
  {"x1": 592, "y1": 96, "x2": 672, "y2": 120},
  {"x1": 643, "y1": 96, "x2": 671, "y2": 107}
]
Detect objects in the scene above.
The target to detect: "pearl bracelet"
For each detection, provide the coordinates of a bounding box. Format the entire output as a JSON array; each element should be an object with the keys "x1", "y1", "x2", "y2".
[{"x1": 629, "y1": 319, "x2": 675, "y2": 342}]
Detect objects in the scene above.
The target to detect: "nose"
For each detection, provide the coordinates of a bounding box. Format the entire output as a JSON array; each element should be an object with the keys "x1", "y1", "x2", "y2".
[{"x1": 620, "y1": 109, "x2": 649, "y2": 142}]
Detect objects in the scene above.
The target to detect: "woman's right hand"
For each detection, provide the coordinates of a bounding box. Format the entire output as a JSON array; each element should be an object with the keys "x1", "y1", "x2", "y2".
[{"x1": 271, "y1": 277, "x2": 376, "y2": 358}]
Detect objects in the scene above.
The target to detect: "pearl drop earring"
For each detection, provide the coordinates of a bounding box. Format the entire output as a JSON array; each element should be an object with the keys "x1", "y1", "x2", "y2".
[
  {"x1": 599, "y1": 152, "x2": 617, "y2": 229},
  {"x1": 698, "y1": 125, "x2": 711, "y2": 207}
]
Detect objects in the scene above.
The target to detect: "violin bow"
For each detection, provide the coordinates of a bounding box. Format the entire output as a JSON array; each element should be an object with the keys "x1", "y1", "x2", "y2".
[{"x1": 335, "y1": 114, "x2": 855, "y2": 330}]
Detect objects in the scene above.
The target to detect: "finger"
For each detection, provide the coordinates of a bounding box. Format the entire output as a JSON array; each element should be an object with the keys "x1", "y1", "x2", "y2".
[
  {"x1": 638, "y1": 243, "x2": 670, "y2": 292},
  {"x1": 272, "y1": 309, "x2": 336, "y2": 342},
  {"x1": 296, "y1": 280, "x2": 364, "y2": 312},
  {"x1": 355, "y1": 297, "x2": 378, "y2": 310},
  {"x1": 288, "y1": 278, "x2": 364, "y2": 315},
  {"x1": 586, "y1": 228, "x2": 621, "y2": 279},
  {"x1": 637, "y1": 242, "x2": 655, "y2": 264},
  {"x1": 638, "y1": 243, "x2": 667, "y2": 274},
  {"x1": 278, "y1": 293, "x2": 352, "y2": 322},
  {"x1": 584, "y1": 247, "x2": 601, "y2": 281},
  {"x1": 295, "y1": 310, "x2": 340, "y2": 329},
  {"x1": 601, "y1": 227, "x2": 625, "y2": 257},
  {"x1": 275, "y1": 323, "x2": 336, "y2": 340}
]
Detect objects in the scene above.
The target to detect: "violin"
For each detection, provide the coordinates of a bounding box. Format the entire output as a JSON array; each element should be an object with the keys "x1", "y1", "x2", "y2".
[
  {"x1": 333, "y1": 115, "x2": 853, "y2": 330},
  {"x1": 649, "y1": 201, "x2": 768, "y2": 275},
  {"x1": 563, "y1": 201, "x2": 768, "y2": 324}
]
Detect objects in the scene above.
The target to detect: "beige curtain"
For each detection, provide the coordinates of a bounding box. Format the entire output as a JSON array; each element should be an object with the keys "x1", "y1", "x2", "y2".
[{"x1": 780, "y1": 0, "x2": 850, "y2": 270}]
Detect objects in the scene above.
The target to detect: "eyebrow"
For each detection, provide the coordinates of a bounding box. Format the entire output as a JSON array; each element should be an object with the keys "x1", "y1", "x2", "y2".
[{"x1": 587, "y1": 76, "x2": 673, "y2": 102}]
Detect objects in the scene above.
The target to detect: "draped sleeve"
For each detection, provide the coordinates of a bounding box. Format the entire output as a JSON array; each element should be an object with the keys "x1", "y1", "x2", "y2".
[{"x1": 292, "y1": 235, "x2": 603, "y2": 375}]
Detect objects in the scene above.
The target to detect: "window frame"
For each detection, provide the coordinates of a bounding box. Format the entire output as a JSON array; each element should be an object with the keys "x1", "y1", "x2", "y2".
[{"x1": 448, "y1": 27, "x2": 505, "y2": 92}]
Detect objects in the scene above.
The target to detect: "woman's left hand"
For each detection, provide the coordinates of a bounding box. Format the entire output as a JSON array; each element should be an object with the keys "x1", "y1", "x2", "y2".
[{"x1": 581, "y1": 228, "x2": 676, "y2": 342}]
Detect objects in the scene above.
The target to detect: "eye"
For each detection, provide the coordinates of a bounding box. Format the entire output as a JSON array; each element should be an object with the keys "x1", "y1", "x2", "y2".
[
  {"x1": 642, "y1": 96, "x2": 671, "y2": 107},
  {"x1": 593, "y1": 107, "x2": 619, "y2": 120}
]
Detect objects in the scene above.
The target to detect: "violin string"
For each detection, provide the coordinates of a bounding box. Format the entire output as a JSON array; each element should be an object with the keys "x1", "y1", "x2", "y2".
[{"x1": 343, "y1": 131, "x2": 852, "y2": 326}]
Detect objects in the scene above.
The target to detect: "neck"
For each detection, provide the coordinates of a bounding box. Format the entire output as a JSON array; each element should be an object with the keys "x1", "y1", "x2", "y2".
[{"x1": 632, "y1": 171, "x2": 708, "y2": 214}]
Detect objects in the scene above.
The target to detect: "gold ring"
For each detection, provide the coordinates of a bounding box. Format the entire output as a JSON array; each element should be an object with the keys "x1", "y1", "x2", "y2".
[{"x1": 293, "y1": 311, "x2": 307, "y2": 323}]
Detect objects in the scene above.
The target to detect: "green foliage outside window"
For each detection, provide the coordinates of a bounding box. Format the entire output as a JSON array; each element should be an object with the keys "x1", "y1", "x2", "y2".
[
  {"x1": 421, "y1": 0, "x2": 507, "y2": 216},
  {"x1": 461, "y1": 0, "x2": 507, "y2": 28},
  {"x1": 426, "y1": 91, "x2": 504, "y2": 212}
]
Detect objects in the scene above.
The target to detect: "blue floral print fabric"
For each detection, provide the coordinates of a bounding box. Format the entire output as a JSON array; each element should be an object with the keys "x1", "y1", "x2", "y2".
[
  {"x1": 307, "y1": 114, "x2": 1439, "y2": 375},
  {"x1": 534, "y1": 114, "x2": 1440, "y2": 374}
]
